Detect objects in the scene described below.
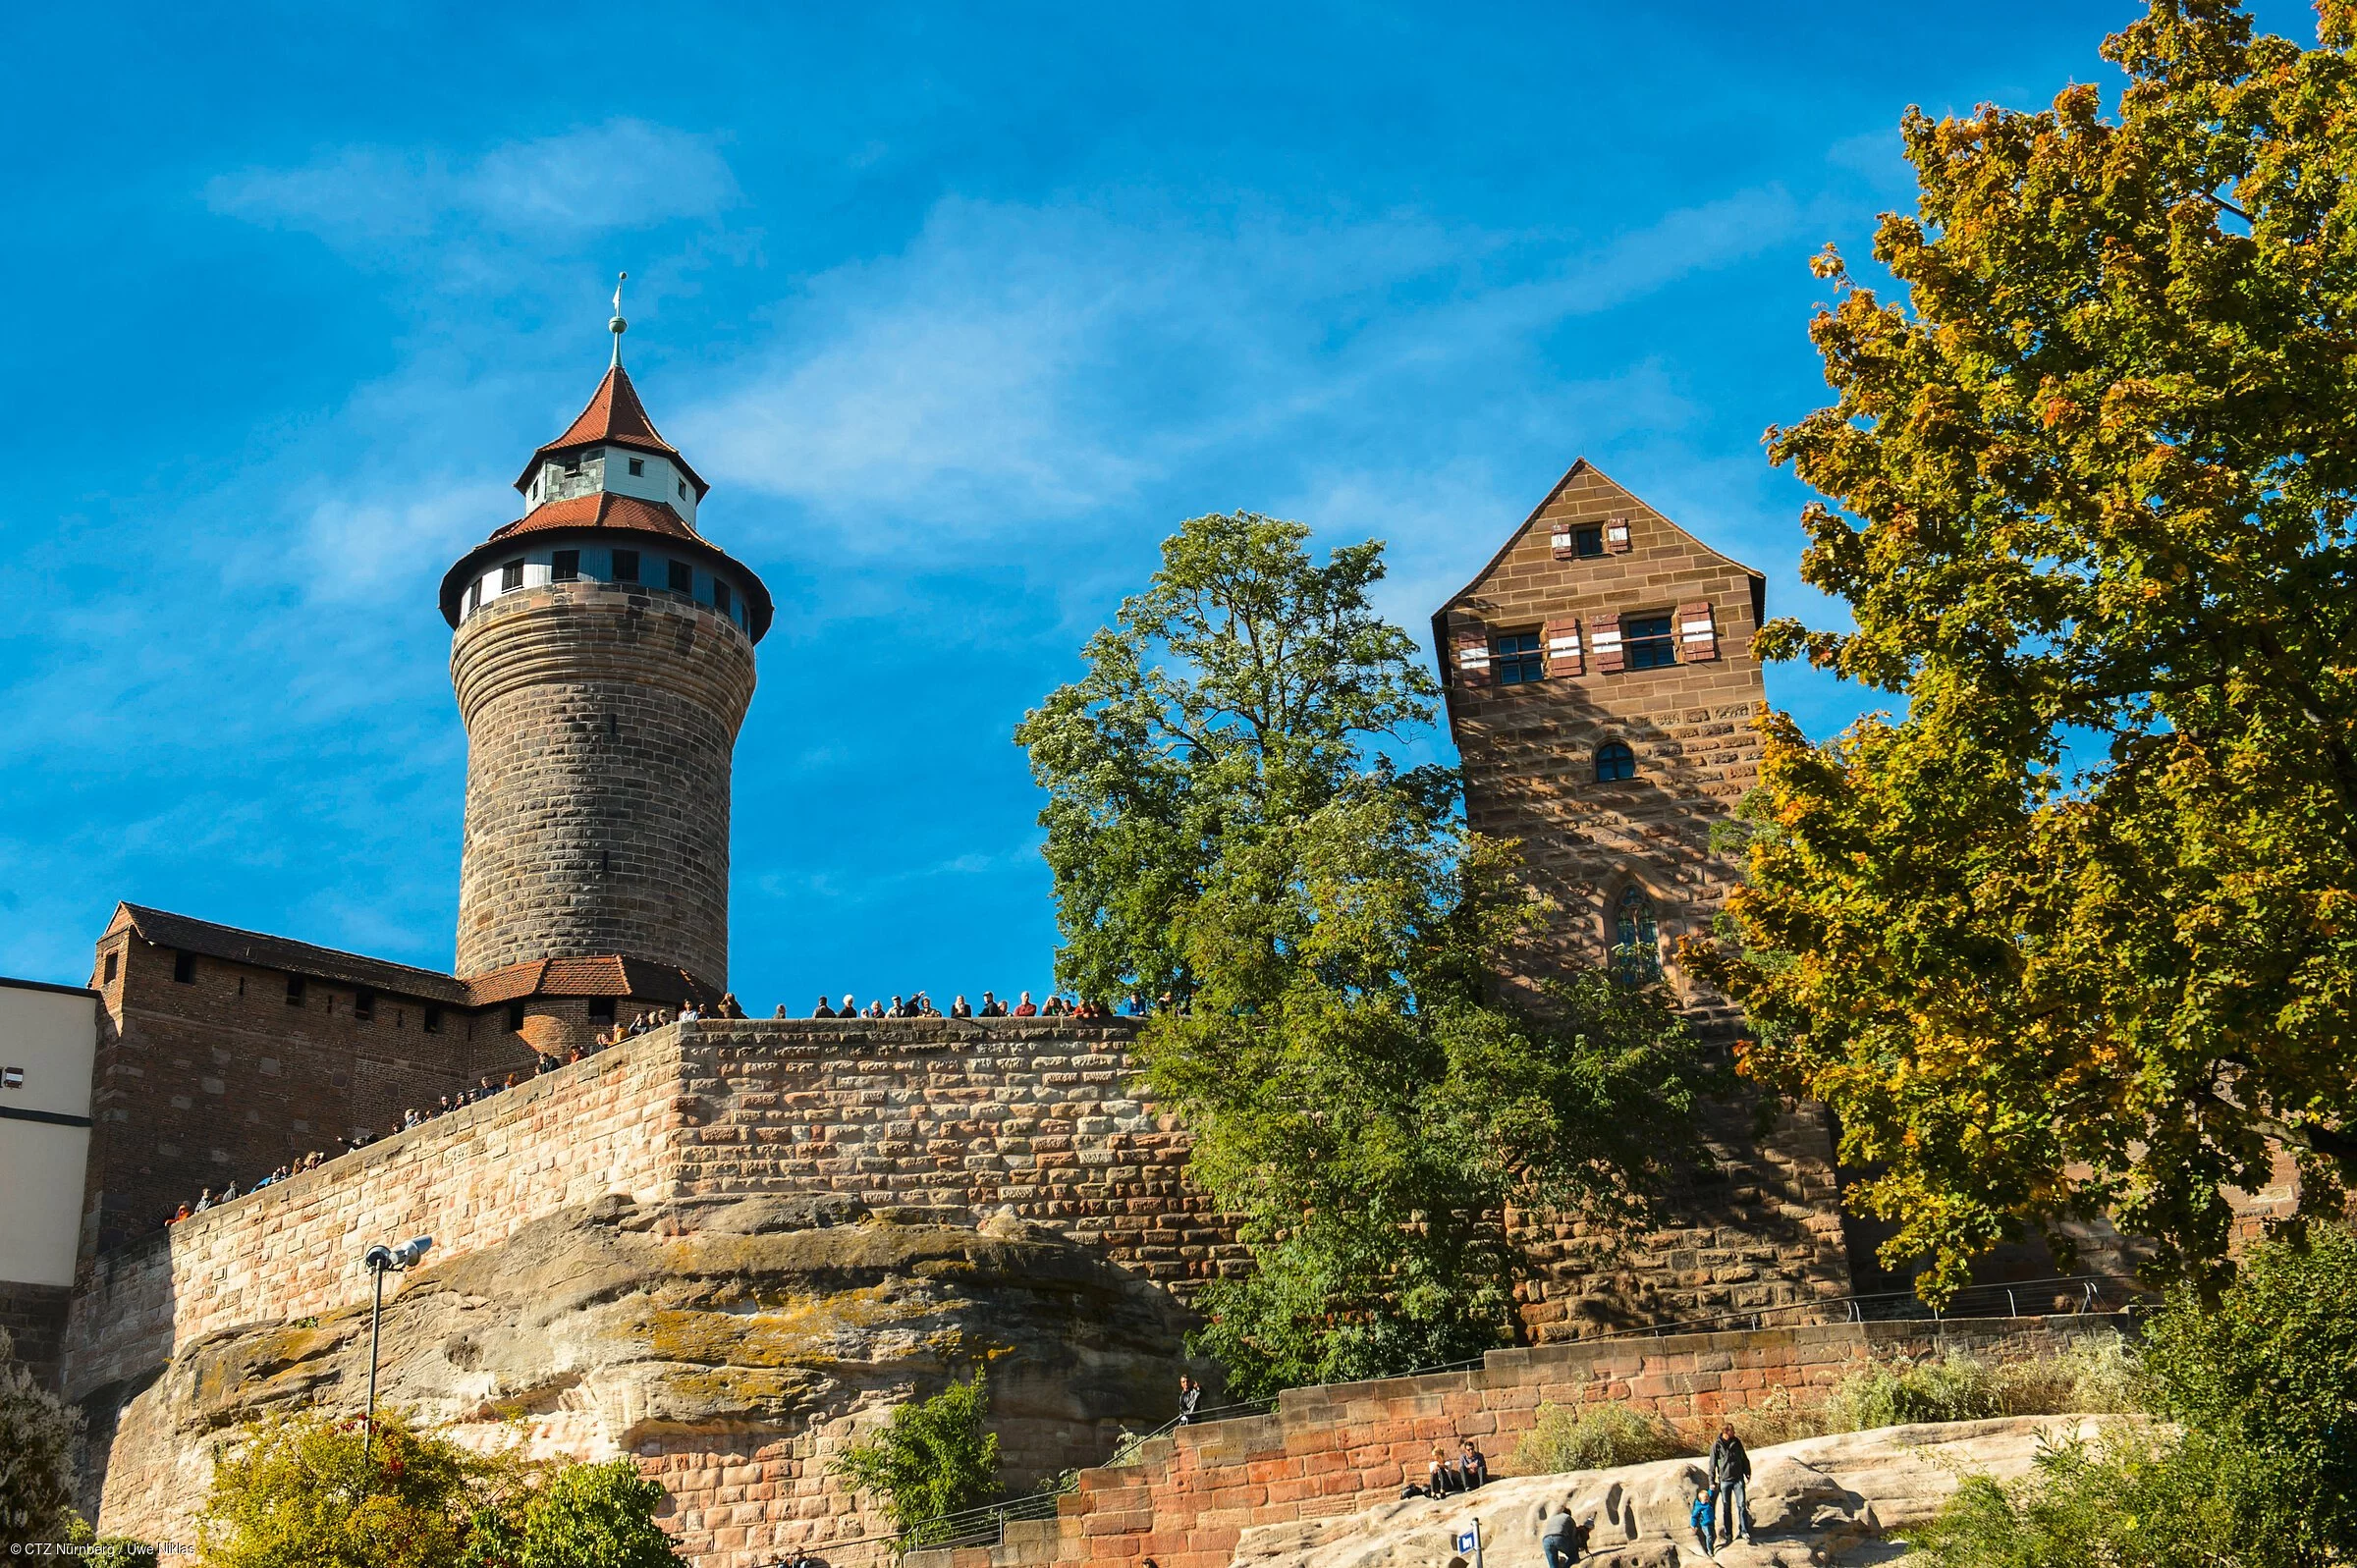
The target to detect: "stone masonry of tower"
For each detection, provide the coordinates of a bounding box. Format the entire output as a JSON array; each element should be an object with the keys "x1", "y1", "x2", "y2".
[
  {"x1": 442, "y1": 357, "x2": 770, "y2": 995},
  {"x1": 1434, "y1": 460, "x2": 1851, "y2": 1330}
]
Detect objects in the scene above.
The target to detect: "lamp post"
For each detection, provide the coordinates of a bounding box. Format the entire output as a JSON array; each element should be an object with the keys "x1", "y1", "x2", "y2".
[{"x1": 359, "y1": 1235, "x2": 433, "y2": 1466}]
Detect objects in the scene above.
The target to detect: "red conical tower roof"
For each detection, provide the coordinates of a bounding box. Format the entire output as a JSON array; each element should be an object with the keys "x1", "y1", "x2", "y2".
[{"x1": 513, "y1": 364, "x2": 708, "y2": 499}]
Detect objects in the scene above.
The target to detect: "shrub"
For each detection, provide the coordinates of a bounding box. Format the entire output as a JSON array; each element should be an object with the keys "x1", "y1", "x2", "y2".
[
  {"x1": 1917, "y1": 1224, "x2": 2357, "y2": 1565},
  {"x1": 0, "y1": 1326, "x2": 83, "y2": 1548},
  {"x1": 195, "y1": 1412, "x2": 684, "y2": 1568},
  {"x1": 1512, "y1": 1401, "x2": 1692, "y2": 1474},
  {"x1": 827, "y1": 1369, "x2": 1002, "y2": 1546}
]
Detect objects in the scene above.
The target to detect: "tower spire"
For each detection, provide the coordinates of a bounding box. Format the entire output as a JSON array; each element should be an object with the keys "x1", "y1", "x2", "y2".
[{"x1": 609, "y1": 271, "x2": 628, "y2": 368}]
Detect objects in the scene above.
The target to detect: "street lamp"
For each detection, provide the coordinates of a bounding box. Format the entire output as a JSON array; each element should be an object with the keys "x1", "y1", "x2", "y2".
[{"x1": 359, "y1": 1234, "x2": 433, "y2": 1465}]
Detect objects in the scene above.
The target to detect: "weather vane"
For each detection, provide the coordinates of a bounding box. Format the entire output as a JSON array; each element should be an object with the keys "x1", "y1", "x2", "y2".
[{"x1": 610, "y1": 271, "x2": 628, "y2": 367}]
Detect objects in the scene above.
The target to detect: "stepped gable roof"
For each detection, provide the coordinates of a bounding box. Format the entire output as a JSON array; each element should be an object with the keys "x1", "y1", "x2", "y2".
[
  {"x1": 111, "y1": 903, "x2": 471, "y2": 1004},
  {"x1": 461, "y1": 954, "x2": 718, "y2": 1006},
  {"x1": 515, "y1": 364, "x2": 708, "y2": 499},
  {"x1": 488, "y1": 491, "x2": 701, "y2": 545}
]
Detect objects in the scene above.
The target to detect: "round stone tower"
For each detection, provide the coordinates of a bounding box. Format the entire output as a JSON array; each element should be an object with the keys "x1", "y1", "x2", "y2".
[{"x1": 438, "y1": 323, "x2": 770, "y2": 992}]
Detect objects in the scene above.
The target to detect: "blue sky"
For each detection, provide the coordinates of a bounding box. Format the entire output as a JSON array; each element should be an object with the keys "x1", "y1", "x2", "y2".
[{"x1": 0, "y1": 1, "x2": 2307, "y2": 1001}]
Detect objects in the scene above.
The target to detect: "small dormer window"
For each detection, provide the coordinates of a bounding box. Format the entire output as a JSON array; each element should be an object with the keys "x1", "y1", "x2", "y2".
[
  {"x1": 677, "y1": 479, "x2": 686, "y2": 500},
  {"x1": 501, "y1": 560, "x2": 524, "y2": 592},
  {"x1": 629, "y1": 458, "x2": 645, "y2": 476},
  {"x1": 563, "y1": 455, "x2": 580, "y2": 476},
  {"x1": 713, "y1": 581, "x2": 732, "y2": 617},
  {"x1": 668, "y1": 560, "x2": 693, "y2": 595}
]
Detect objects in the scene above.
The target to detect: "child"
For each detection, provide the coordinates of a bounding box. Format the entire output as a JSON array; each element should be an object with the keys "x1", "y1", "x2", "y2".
[{"x1": 1689, "y1": 1487, "x2": 1717, "y2": 1557}]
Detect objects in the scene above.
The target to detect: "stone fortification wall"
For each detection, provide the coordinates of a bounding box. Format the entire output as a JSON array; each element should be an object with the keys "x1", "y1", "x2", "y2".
[
  {"x1": 62, "y1": 1030, "x2": 685, "y2": 1402},
  {"x1": 62, "y1": 1018, "x2": 1234, "y2": 1404},
  {"x1": 452, "y1": 580, "x2": 755, "y2": 986},
  {"x1": 924, "y1": 1316, "x2": 2129, "y2": 1568}
]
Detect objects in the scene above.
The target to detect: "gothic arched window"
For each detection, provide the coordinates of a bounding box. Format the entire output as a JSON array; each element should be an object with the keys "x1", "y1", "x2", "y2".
[
  {"x1": 1613, "y1": 884, "x2": 1662, "y2": 983},
  {"x1": 1595, "y1": 741, "x2": 1636, "y2": 783}
]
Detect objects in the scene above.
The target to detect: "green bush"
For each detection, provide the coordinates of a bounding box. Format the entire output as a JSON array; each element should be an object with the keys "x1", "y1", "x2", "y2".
[
  {"x1": 1828, "y1": 1350, "x2": 2007, "y2": 1429},
  {"x1": 827, "y1": 1369, "x2": 1002, "y2": 1546},
  {"x1": 1511, "y1": 1401, "x2": 1692, "y2": 1474},
  {"x1": 194, "y1": 1411, "x2": 684, "y2": 1568},
  {"x1": 1918, "y1": 1224, "x2": 2357, "y2": 1566}
]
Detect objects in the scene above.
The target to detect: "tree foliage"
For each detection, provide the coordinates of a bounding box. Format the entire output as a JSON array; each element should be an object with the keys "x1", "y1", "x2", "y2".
[
  {"x1": 194, "y1": 1412, "x2": 684, "y2": 1568},
  {"x1": 1018, "y1": 513, "x2": 1714, "y2": 1396},
  {"x1": 826, "y1": 1369, "x2": 1001, "y2": 1545},
  {"x1": 1918, "y1": 1224, "x2": 2357, "y2": 1567},
  {"x1": 0, "y1": 1326, "x2": 83, "y2": 1549},
  {"x1": 1691, "y1": 0, "x2": 2357, "y2": 1298}
]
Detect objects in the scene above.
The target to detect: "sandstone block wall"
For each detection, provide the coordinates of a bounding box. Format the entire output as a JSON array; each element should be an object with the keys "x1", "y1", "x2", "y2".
[
  {"x1": 922, "y1": 1316, "x2": 2128, "y2": 1568},
  {"x1": 452, "y1": 580, "x2": 756, "y2": 987},
  {"x1": 79, "y1": 923, "x2": 534, "y2": 1257},
  {"x1": 1436, "y1": 460, "x2": 1765, "y2": 1015},
  {"x1": 62, "y1": 1036, "x2": 684, "y2": 1401}
]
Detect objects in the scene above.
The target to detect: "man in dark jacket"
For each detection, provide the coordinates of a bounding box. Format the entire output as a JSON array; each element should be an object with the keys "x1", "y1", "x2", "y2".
[{"x1": 1709, "y1": 1424, "x2": 1752, "y2": 1546}]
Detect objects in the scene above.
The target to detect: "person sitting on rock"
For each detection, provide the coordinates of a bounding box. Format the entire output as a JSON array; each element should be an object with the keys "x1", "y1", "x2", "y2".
[
  {"x1": 1710, "y1": 1424, "x2": 1753, "y2": 1547},
  {"x1": 1453, "y1": 1438, "x2": 1488, "y2": 1490},
  {"x1": 1425, "y1": 1446, "x2": 1456, "y2": 1495}
]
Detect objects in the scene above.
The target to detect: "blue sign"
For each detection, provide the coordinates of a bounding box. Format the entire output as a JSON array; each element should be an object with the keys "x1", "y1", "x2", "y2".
[{"x1": 1453, "y1": 1529, "x2": 1478, "y2": 1553}]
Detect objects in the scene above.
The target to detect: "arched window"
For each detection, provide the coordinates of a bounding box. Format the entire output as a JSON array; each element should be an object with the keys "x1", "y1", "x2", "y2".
[
  {"x1": 1613, "y1": 884, "x2": 1661, "y2": 983},
  {"x1": 1595, "y1": 741, "x2": 1636, "y2": 783}
]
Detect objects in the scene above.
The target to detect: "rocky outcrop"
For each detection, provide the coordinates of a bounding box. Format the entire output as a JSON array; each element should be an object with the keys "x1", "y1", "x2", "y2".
[
  {"x1": 1231, "y1": 1416, "x2": 2149, "y2": 1568},
  {"x1": 84, "y1": 1195, "x2": 1198, "y2": 1562}
]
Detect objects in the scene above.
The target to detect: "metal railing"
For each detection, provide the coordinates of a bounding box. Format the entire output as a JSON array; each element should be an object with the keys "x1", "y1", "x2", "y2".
[{"x1": 761, "y1": 1270, "x2": 2148, "y2": 1567}]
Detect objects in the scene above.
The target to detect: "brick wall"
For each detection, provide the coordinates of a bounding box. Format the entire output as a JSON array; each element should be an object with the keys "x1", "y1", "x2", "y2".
[
  {"x1": 79, "y1": 921, "x2": 535, "y2": 1257},
  {"x1": 452, "y1": 580, "x2": 756, "y2": 988},
  {"x1": 938, "y1": 1316, "x2": 2128, "y2": 1568}
]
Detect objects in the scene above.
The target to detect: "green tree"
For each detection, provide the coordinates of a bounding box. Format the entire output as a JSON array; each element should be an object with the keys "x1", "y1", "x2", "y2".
[
  {"x1": 460, "y1": 1462, "x2": 685, "y2": 1568},
  {"x1": 0, "y1": 1326, "x2": 83, "y2": 1548},
  {"x1": 200, "y1": 1414, "x2": 494, "y2": 1568},
  {"x1": 195, "y1": 1412, "x2": 684, "y2": 1568},
  {"x1": 1918, "y1": 1224, "x2": 2357, "y2": 1566},
  {"x1": 1690, "y1": 0, "x2": 2357, "y2": 1298},
  {"x1": 1018, "y1": 514, "x2": 1714, "y2": 1396},
  {"x1": 827, "y1": 1370, "x2": 1002, "y2": 1546}
]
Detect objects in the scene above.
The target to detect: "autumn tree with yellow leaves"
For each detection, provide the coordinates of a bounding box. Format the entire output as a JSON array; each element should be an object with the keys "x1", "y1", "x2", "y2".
[{"x1": 1691, "y1": 0, "x2": 2357, "y2": 1301}]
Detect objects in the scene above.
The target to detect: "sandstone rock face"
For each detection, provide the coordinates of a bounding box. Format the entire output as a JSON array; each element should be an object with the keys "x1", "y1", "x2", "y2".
[
  {"x1": 86, "y1": 1195, "x2": 1197, "y2": 1565},
  {"x1": 1230, "y1": 1416, "x2": 2149, "y2": 1568}
]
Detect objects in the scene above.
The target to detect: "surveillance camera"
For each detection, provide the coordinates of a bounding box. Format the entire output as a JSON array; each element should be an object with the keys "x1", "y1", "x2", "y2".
[
  {"x1": 394, "y1": 1235, "x2": 433, "y2": 1269},
  {"x1": 363, "y1": 1244, "x2": 395, "y2": 1271}
]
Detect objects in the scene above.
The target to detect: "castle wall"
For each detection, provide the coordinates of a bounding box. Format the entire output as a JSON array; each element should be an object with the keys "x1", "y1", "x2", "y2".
[
  {"x1": 62, "y1": 1019, "x2": 1236, "y2": 1405},
  {"x1": 62, "y1": 1030, "x2": 685, "y2": 1403},
  {"x1": 78, "y1": 923, "x2": 532, "y2": 1258},
  {"x1": 924, "y1": 1316, "x2": 2130, "y2": 1568},
  {"x1": 451, "y1": 580, "x2": 755, "y2": 986}
]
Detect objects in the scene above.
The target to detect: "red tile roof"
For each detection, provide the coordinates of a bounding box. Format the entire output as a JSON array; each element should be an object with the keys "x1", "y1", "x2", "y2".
[
  {"x1": 515, "y1": 365, "x2": 708, "y2": 498},
  {"x1": 488, "y1": 490, "x2": 702, "y2": 545},
  {"x1": 462, "y1": 954, "x2": 717, "y2": 1005}
]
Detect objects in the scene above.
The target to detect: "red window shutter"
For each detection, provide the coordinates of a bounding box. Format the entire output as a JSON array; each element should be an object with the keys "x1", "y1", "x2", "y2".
[
  {"x1": 1452, "y1": 628, "x2": 1493, "y2": 688},
  {"x1": 1550, "y1": 522, "x2": 1576, "y2": 560},
  {"x1": 1677, "y1": 601, "x2": 1719, "y2": 662},
  {"x1": 1605, "y1": 514, "x2": 1632, "y2": 553},
  {"x1": 1543, "y1": 617, "x2": 1583, "y2": 676},
  {"x1": 1589, "y1": 612, "x2": 1624, "y2": 674}
]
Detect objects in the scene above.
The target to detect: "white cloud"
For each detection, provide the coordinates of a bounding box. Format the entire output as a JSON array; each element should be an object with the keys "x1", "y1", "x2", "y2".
[
  {"x1": 681, "y1": 188, "x2": 1802, "y2": 546},
  {"x1": 207, "y1": 119, "x2": 740, "y2": 245}
]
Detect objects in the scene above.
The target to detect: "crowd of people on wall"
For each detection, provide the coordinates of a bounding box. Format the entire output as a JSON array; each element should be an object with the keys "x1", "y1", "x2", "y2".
[{"x1": 155, "y1": 983, "x2": 1170, "y2": 1230}]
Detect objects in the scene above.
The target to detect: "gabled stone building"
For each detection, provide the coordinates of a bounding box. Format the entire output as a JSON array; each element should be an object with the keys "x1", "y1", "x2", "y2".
[
  {"x1": 1432, "y1": 460, "x2": 1851, "y2": 1332},
  {"x1": 1432, "y1": 458, "x2": 1767, "y2": 1024}
]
